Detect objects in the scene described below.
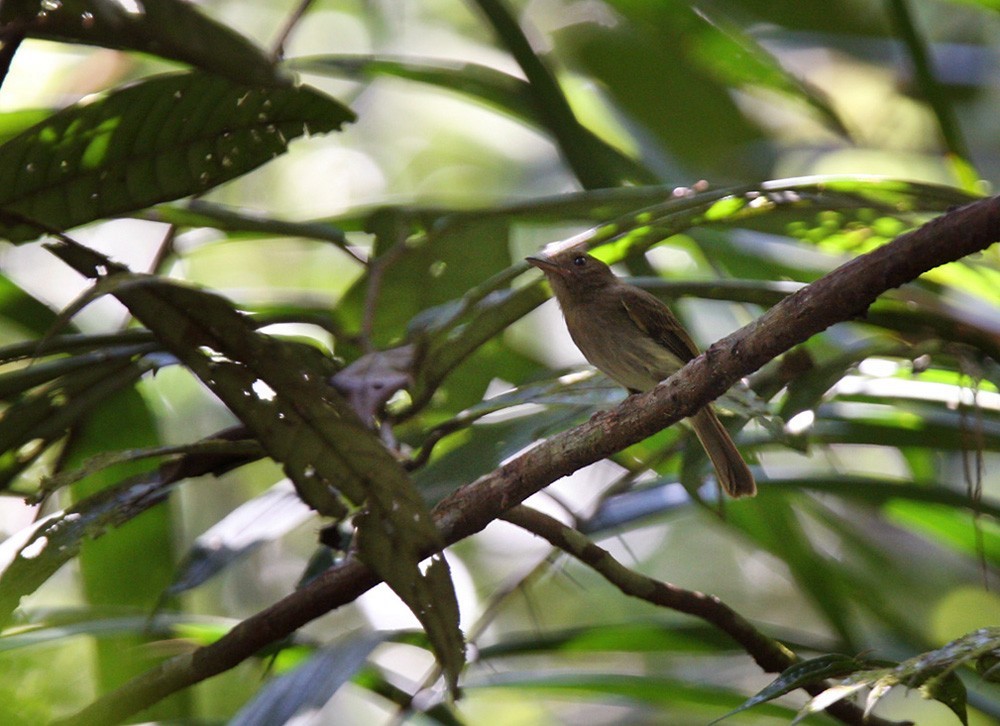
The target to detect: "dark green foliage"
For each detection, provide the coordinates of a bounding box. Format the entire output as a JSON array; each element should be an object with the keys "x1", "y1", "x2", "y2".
[{"x1": 0, "y1": 1, "x2": 998, "y2": 725}]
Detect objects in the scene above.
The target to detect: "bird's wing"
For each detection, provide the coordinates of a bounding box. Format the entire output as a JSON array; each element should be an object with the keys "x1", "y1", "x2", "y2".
[{"x1": 620, "y1": 286, "x2": 700, "y2": 363}]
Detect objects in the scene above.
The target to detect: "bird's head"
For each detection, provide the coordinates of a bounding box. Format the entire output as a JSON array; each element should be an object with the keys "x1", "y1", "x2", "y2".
[{"x1": 526, "y1": 248, "x2": 616, "y2": 302}]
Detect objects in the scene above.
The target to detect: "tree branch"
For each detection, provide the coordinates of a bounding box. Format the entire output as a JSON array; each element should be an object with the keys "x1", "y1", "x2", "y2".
[
  {"x1": 431, "y1": 194, "x2": 1000, "y2": 542},
  {"x1": 501, "y1": 505, "x2": 904, "y2": 726},
  {"x1": 55, "y1": 195, "x2": 1000, "y2": 725}
]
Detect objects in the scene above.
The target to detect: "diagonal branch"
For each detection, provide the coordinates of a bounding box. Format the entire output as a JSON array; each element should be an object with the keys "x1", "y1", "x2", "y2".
[
  {"x1": 431, "y1": 194, "x2": 1000, "y2": 542},
  {"x1": 54, "y1": 194, "x2": 1000, "y2": 726},
  {"x1": 501, "y1": 505, "x2": 903, "y2": 726}
]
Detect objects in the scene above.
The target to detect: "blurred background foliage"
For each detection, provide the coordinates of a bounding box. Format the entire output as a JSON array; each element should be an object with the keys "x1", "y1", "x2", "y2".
[{"x1": 0, "y1": 0, "x2": 998, "y2": 724}]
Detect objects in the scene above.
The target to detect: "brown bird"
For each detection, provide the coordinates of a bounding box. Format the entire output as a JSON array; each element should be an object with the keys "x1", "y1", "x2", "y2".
[{"x1": 527, "y1": 247, "x2": 756, "y2": 498}]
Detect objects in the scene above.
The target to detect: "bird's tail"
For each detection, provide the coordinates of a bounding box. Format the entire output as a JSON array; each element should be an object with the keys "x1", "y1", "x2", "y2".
[{"x1": 690, "y1": 408, "x2": 756, "y2": 498}]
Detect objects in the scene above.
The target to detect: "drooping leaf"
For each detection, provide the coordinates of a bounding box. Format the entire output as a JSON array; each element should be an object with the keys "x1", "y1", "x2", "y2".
[
  {"x1": 0, "y1": 435, "x2": 267, "y2": 627},
  {"x1": 0, "y1": 612, "x2": 237, "y2": 653},
  {"x1": 0, "y1": 0, "x2": 284, "y2": 87},
  {"x1": 38, "y1": 438, "x2": 263, "y2": 497},
  {"x1": 0, "y1": 473, "x2": 172, "y2": 627},
  {"x1": 790, "y1": 629, "x2": 1000, "y2": 724},
  {"x1": 479, "y1": 622, "x2": 751, "y2": 659},
  {"x1": 165, "y1": 480, "x2": 314, "y2": 598},
  {"x1": 0, "y1": 109, "x2": 54, "y2": 147},
  {"x1": 0, "y1": 72, "x2": 354, "y2": 242},
  {"x1": 145, "y1": 199, "x2": 354, "y2": 253},
  {"x1": 45, "y1": 240, "x2": 466, "y2": 691},
  {"x1": 335, "y1": 214, "x2": 514, "y2": 351},
  {"x1": 0, "y1": 343, "x2": 155, "y2": 401},
  {"x1": 229, "y1": 634, "x2": 385, "y2": 726},
  {"x1": 0, "y1": 354, "x2": 154, "y2": 492},
  {"x1": 711, "y1": 653, "x2": 880, "y2": 723},
  {"x1": 0, "y1": 269, "x2": 62, "y2": 335}
]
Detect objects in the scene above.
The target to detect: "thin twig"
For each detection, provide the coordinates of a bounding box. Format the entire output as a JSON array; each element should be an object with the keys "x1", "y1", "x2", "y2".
[
  {"x1": 391, "y1": 554, "x2": 556, "y2": 721},
  {"x1": 502, "y1": 504, "x2": 904, "y2": 726},
  {"x1": 271, "y1": 0, "x2": 316, "y2": 61}
]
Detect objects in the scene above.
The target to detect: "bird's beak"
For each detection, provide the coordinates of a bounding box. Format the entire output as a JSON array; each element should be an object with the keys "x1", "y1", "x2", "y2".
[{"x1": 526, "y1": 255, "x2": 566, "y2": 277}]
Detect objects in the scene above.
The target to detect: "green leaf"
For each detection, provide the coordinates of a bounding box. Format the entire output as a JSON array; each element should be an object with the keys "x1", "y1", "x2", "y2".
[
  {"x1": 0, "y1": 354, "x2": 154, "y2": 493},
  {"x1": 145, "y1": 199, "x2": 353, "y2": 250},
  {"x1": 38, "y1": 438, "x2": 263, "y2": 496},
  {"x1": 0, "y1": 471, "x2": 172, "y2": 627},
  {"x1": 336, "y1": 214, "x2": 513, "y2": 351},
  {"x1": 0, "y1": 270, "x2": 62, "y2": 335},
  {"x1": 290, "y1": 54, "x2": 654, "y2": 185},
  {"x1": 480, "y1": 622, "x2": 745, "y2": 659},
  {"x1": 0, "y1": 344, "x2": 153, "y2": 401},
  {"x1": 0, "y1": 72, "x2": 355, "y2": 242},
  {"x1": 0, "y1": 433, "x2": 266, "y2": 629},
  {"x1": 0, "y1": 110, "x2": 54, "y2": 147},
  {"x1": 63, "y1": 384, "x2": 180, "y2": 709},
  {"x1": 473, "y1": 672, "x2": 806, "y2": 722},
  {"x1": 45, "y1": 240, "x2": 466, "y2": 692},
  {"x1": 884, "y1": 500, "x2": 1000, "y2": 564},
  {"x1": 1, "y1": 0, "x2": 284, "y2": 87},
  {"x1": 711, "y1": 653, "x2": 877, "y2": 723},
  {"x1": 688, "y1": 7, "x2": 847, "y2": 135},
  {"x1": 793, "y1": 629, "x2": 1000, "y2": 724},
  {"x1": 469, "y1": 0, "x2": 635, "y2": 188},
  {"x1": 556, "y1": 3, "x2": 771, "y2": 179},
  {"x1": 0, "y1": 612, "x2": 236, "y2": 653}
]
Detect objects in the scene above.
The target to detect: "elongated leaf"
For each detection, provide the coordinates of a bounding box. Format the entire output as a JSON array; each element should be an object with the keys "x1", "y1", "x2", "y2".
[
  {"x1": 0, "y1": 270, "x2": 62, "y2": 335},
  {"x1": 64, "y1": 384, "x2": 179, "y2": 708},
  {"x1": 230, "y1": 634, "x2": 384, "y2": 726},
  {"x1": 1, "y1": 0, "x2": 283, "y2": 87},
  {"x1": 684, "y1": 6, "x2": 848, "y2": 134},
  {"x1": 711, "y1": 654, "x2": 879, "y2": 723},
  {"x1": 471, "y1": 0, "x2": 635, "y2": 188},
  {"x1": 0, "y1": 435, "x2": 266, "y2": 627},
  {"x1": 0, "y1": 474, "x2": 172, "y2": 626},
  {"x1": 479, "y1": 622, "x2": 747, "y2": 659},
  {"x1": 0, "y1": 330, "x2": 158, "y2": 365},
  {"x1": 0, "y1": 72, "x2": 354, "y2": 242},
  {"x1": 0, "y1": 110, "x2": 53, "y2": 147},
  {"x1": 0, "y1": 613, "x2": 236, "y2": 653},
  {"x1": 146, "y1": 199, "x2": 353, "y2": 250},
  {"x1": 0, "y1": 355, "x2": 154, "y2": 492},
  {"x1": 166, "y1": 480, "x2": 314, "y2": 597},
  {"x1": 46, "y1": 240, "x2": 465, "y2": 692},
  {"x1": 291, "y1": 54, "x2": 654, "y2": 184},
  {"x1": 0, "y1": 344, "x2": 155, "y2": 401},
  {"x1": 470, "y1": 672, "x2": 805, "y2": 721},
  {"x1": 39, "y1": 438, "x2": 263, "y2": 496},
  {"x1": 791, "y1": 630, "x2": 1000, "y2": 724}
]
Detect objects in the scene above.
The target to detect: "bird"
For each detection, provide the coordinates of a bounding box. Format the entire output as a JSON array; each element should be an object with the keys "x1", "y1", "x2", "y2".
[{"x1": 527, "y1": 247, "x2": 756, "y2": 498}]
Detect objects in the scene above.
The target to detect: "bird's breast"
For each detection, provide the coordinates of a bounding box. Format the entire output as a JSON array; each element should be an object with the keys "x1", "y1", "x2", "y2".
[{"x1": 563, "y1": 299, "x2": 686, "y2": 392}]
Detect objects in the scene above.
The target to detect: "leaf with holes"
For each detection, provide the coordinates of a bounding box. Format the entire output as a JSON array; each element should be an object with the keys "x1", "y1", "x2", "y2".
[
  {"x1": 46, "y1": 240, "x2": 466, "y2": 692},
  {"x1": 0, "y1": 72, "x2": 354, "y2": 242}
]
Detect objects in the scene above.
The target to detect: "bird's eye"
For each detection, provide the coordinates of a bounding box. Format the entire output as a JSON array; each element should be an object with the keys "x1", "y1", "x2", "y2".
[{"x1": 572, "y1": 255, "x2": 587, "y2": 267}]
